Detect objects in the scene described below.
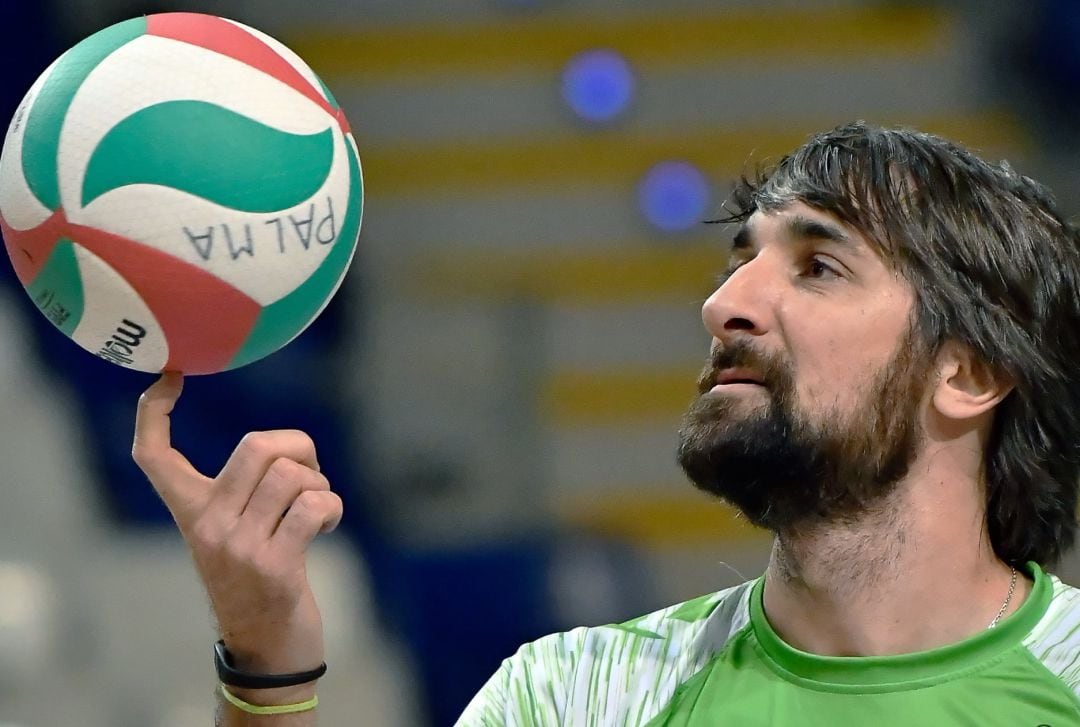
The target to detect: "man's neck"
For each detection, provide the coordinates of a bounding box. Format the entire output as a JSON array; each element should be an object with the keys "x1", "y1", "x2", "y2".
[{"x1": 760, "y1": 485, "x2": 1028, "y2": 657}]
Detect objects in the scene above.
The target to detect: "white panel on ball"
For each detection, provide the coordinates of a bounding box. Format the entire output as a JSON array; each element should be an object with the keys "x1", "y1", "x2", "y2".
[{"x1": 70, "y1": 244, "x2": 168, "y2": 372}]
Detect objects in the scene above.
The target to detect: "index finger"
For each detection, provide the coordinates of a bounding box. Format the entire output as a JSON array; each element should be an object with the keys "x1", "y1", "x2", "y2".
[{"x1": 133, "y1": 372, "x2": 211, "y2": 512}]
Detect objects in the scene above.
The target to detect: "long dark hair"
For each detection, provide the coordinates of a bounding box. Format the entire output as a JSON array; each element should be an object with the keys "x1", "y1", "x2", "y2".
[{"x1": 715, "y1": 121, "x2": 1080, "y2": 566}]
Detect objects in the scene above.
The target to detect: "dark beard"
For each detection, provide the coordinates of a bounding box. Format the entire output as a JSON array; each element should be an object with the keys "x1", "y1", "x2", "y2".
[{"x1": 676, "y1": 330, "x2": 930, "y2": 532}]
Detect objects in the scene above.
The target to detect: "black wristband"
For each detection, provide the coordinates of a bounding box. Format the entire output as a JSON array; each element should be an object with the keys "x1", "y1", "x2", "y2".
[{"x1": 214, "y1": 640, "x2": 327, "y2": 689}]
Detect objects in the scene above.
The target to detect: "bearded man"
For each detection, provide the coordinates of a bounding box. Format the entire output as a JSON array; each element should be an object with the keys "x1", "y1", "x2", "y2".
[{"x1": 135, "y1": 123, "x2": 1080, "y2": 725}]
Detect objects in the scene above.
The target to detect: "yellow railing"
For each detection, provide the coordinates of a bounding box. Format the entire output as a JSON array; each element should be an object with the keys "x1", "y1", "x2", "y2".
[
  {"x1": 361, "y1": 112, "x2": 1029, "y2": 196},
  {"x1": 292, "y1": 6, "x2": 951, "y2": 80}
]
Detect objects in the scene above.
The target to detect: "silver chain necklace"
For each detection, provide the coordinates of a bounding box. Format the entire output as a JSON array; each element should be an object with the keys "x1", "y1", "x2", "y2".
[{"x1": 987, "y1": 566, "x2": 1018, "y2": 629}]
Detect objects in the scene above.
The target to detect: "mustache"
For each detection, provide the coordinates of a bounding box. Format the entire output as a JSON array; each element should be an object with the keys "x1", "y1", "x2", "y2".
[{"x1": 696, "y1": 341, "x2": 791, "y2": 395}]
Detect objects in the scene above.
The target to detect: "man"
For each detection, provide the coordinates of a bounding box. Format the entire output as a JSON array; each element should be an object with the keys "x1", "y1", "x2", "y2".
[{"x1": 133, "y1": 122, "x2": 1080, "y2": 725}]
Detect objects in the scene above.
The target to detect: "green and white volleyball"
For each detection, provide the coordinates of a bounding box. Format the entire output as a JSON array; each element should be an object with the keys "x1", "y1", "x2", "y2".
[{"x1": 0, "y1": 13, "x2": 362, "y2": 374}]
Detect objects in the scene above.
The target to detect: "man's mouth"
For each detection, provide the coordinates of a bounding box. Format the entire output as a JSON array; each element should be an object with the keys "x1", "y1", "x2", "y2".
[
  {"x1": 716, "y1": 368, "x2": 765, "y2": 385},
  {"x1": 710, "y1": 368, "x2": 767, "y2": 392}
]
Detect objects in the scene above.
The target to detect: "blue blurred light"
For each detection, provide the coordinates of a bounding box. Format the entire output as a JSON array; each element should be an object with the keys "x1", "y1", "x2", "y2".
[
  {"x1": 638, "y1": 161, "x2": 711, "y2": 233},
  {"x1": 561, "y1": 49, "x2": 635, "y2": 124}
]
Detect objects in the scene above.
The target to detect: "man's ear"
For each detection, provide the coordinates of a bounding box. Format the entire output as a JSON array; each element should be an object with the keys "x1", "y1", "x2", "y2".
[{"x1": 931, "y1": 341, "x2": 1014, "y2": 420}]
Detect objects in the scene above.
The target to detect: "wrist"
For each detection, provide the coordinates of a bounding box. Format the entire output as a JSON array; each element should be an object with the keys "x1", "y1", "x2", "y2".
[
  {"x1": 214, "y1": 639, "x2": 326, "y2": 699},
  {"x1": 215, "y1": 592, "x2": 326, "y2": 679},
  {"x1": 225, "y1": 640, "x2": 325, "y2": 675},
  {"x1": 215, "y1": 638, "x2": 322, "y2": 710}
]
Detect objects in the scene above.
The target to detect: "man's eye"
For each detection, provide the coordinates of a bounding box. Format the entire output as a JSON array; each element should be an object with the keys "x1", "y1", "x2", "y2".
[{"x1": 804, "y1": 257, "x2": 839, "y2": 279}]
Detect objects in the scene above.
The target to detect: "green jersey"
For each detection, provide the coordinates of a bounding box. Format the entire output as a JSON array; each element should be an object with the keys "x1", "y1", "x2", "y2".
[{"x1": 459, "y1": 563, "x2": 1080, "y2": 725}]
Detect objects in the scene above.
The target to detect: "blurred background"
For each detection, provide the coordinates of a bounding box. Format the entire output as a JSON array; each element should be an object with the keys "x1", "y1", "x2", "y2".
[{"x1": 1, "y1": 0, "x2": 1079, "y2": 724}]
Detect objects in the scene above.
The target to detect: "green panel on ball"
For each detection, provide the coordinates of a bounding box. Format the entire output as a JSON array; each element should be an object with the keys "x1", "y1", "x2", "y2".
[
  {"x1": 82, "y1": 101, "x2": 335, "y2": 213},
  {"x1": 226, "y1": 136, "x2": 363, "y2": 370},
  {"x1": 22, "y1": 17, "x2": 147, "y2": 211},
  {"x1": 24, "y1": 239, "x2": 84, "y2": 336}
]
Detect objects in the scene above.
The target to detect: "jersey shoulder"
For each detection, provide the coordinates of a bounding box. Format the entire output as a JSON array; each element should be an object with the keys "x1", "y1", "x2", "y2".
[
  {"x1": 615, "y1": 576, "x2": 755, "y2": 645},
  {"x1": 1023, "y1": 572, "x2": 1080, "y2": 703},
  {"x1": 457, "y1": 579, "x2": 756, "y2": 726}
]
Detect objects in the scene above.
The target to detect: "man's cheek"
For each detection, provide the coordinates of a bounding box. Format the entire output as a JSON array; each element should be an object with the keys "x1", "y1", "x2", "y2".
[
  {"x1": 794, "y1": 378, "x2": 824, "y2": 411},
  {"x1": 792, "y1": 378, "x2": 850, "y2": 423}
]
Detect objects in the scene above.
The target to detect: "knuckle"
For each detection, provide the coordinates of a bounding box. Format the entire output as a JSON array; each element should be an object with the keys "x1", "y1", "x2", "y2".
[
  {"x1": 303, "y1": 490, "x2": 341, "y2": 518},
  {"x1": 251, "y1": 549, "x2": 286, "y2": 581},
  {"x1": 289, "y1": 491, "x2": 325, "y2": 521},
  {"x1": 259, "y1": 474, "x2": 295, "y2": 506},
  {"x1": 263, "y1": 458, "x2": 327, "y2": 493},
  {"x1": 310, "y1": 471, "x2": 331, "y2": 492},
  {"x1": 237, "y1": 431, "x2": 273, "y2": 460},
  {"x1": 130, "y1": 441, "x2": 154, "y2": 468},
  {"x1": 286, "y1": 429, "x2": 316, "y2": 453},
  {"x1": 259, "y1": 459, "x2": 289, "y2": 491},
  {"x1": 224, "y1": 536, "x2": 257, "y2": 566},
  {"x1": 190, "y1": 517, "x2": 224, "y2": 553},
  {"x1": 266, "y1": 456, "x2": 302, "y2": 482},
  {"x1": 294, "y1": 466, "x2": 330, "y2": 492},
  {"x1": 324, "y1": 492, "x2": 344, "y2": 521}
]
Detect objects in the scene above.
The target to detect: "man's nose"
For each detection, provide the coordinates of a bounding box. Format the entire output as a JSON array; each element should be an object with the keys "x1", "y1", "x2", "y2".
[{"x1": 702, "y1": 255, "x2": 777, "y2": 342}]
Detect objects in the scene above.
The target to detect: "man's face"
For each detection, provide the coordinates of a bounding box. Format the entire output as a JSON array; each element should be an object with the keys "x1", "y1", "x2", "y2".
[{"x1": 677, "y1": 202, "x2": 933, "y2": 531}]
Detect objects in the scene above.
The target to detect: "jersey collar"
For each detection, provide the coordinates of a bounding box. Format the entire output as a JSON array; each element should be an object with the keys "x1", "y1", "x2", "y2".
[{"x1": 749, "y1": 562, "x2": 1052, "y2": 689}]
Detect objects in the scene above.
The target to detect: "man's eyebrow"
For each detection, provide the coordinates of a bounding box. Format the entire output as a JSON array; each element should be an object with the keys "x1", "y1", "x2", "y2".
[
  {"x1": 786, "y1": 215, "x2": 861, "y2": 254},
  {"x1": 730, "y1": 215, "x2": 864, "y2": 256}
]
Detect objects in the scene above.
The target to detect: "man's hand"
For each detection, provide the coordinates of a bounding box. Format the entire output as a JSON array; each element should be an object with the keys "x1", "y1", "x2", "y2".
[{"x1": 132, "y1": 372, "x2": 343, "y2": 697}]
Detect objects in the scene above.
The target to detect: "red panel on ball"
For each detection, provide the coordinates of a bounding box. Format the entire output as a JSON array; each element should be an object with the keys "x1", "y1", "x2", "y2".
[
  {"x1": 146, "y1": 13, "x2": 350, "y2": 134},
  {"x1": 1, "y1": 210, "x2": 63, "y2": 285},
  {"x1": 3, "y1": 209, "x2": 262, "y2": 374},
  {"x1": 66, "y1": 221, "x2": 262, "y2": 374}
]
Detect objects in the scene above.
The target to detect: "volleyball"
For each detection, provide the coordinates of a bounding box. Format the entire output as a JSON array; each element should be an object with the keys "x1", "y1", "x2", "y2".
[{"x1": 0, "y1": 12, "x2": 362, "y2": 375}]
